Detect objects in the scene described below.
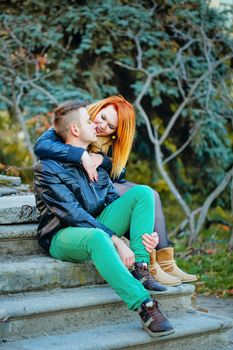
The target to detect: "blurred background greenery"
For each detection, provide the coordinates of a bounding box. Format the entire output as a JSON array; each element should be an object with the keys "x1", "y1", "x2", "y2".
[{"x1": 0, "y1": 0, "x2": 232, "y2": 295}]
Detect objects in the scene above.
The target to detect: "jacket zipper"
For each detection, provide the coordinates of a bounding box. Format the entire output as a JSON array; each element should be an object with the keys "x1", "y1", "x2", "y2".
[{"x1": 89, "y1": 181, "x2": 98, "y2": 198}]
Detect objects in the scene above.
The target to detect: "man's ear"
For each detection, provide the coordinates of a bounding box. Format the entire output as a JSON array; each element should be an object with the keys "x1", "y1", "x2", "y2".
[{"x1": 71, "y1": 124, "x2": 79, "y2": 136}]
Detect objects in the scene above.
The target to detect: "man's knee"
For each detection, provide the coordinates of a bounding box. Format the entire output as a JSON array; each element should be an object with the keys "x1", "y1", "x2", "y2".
[{"x1": 90, "y1": 229, "x2": 112, "y2": 245}]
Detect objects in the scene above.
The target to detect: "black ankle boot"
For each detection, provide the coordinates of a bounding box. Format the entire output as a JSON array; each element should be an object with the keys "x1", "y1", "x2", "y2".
[
  {"x1": 138, "y1": 298, "x2": 174, "y2": 337},
  {"x1": 131, "y1": 262, "x2": 167, "y2": 292}
]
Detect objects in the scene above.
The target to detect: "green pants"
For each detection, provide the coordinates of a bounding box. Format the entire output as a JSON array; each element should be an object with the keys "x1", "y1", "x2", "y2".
[{"x1": 50, "y1": 185, "x2": 155, "y2": 310}]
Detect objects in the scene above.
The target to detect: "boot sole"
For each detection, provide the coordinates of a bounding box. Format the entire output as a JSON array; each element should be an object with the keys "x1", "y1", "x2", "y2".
[
  {"x1": 166, "y1": 273, "x2": 198, "y2": 283},
  {"x1": 157, "y1": 281, "x2": 182, "y2": 287},
  {"x1": 181, "y1": 278, "x2": 198, "y2": 283},
  {"x1": 148, "y1": 289, "x2": 167, "y2": 294},
  {"x1": 150, "y1": 273, "x2": 182, "y2": 287},
  {"x1": 142, "y1": 324, "x2": 175, "y2": 337}
]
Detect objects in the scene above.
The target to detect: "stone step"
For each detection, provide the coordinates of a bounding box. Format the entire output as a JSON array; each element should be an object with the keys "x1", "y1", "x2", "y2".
[
  {"x1": 0, "y1": 188, "x2": 18, "y2": 196},
  {"x1": 0, "y1": 255, "x2": 104, "y2": 294},
  {"x1": 0, "y1": 284, "x2": 195, "y2": 341},
  {"x1": 0, "y1": 175, "x2": 21, "y2": 187},
  {"x1": 1, "y1": 311, "x2": 232, "y2": 350},
  {"x1": 0, "y1": 224, "x2": 41, "y2": 256},
  {"x1": 0, "y1": 195, "x2": 38, "y2": 224},
  {"x1": 0, "y1": 185, "x2": 31, "y2": 197}
]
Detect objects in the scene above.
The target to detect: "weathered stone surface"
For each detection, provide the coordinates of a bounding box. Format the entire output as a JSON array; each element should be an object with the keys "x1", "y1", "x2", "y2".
[
  {"x1": 0, "y1": 175, "x2": 21, "y2": 186},
  {"x1": 0, "y1": 255, "x2": 104, "y2": 294},
  {"x1": 0, "y1": 237, "x2": 42, "y2": 256},
  {"x1": 0, "y1": 195, "x2": 38, "y2": 224},
  {"x1": 0, "y1": 312, "x2": 232, "y2": 350},
  {"x1": 0, "y1": 184, "x2": 30, "y2": 197},
  {"x1": 0, "y1": 187, "x2": 17, "y2": 196},
  {"x1": 0, "y1": 224, "x2": 38, "y2": 239},
  {"x1": 0, "y1": 284, "x2": 195, "y2": 340},
  {"x1": 197, "y1": 295, "x2": 233, "y2": 346},
  {"x1": 14, "y1": 184, "x2": 30, "y2": 191},
  {"x1": 0, "y1": 224, "x2": 41, "y2": 255}
]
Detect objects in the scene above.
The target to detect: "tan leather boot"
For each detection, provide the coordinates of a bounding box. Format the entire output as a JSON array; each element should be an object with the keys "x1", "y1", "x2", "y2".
[
  {"x1": 149, "y1": 251, "x2": 181, "y2": 286},
  {"x1": 156, "y1": 247, "x2": 198, "y2": 283}
]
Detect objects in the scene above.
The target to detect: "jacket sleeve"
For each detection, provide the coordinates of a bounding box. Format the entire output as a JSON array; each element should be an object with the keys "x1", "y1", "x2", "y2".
[
  {"x1": 34, "y1": 128, "x2": 85, "y2": 163},
  {"x1": 34, "y1": 162, "x2": 115, "y2": 237},
  {"x1": 105, "y1": 178, "x2": 120, "y2": 206}
]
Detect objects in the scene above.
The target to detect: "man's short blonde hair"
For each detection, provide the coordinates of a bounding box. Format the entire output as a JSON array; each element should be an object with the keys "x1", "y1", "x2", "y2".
[{"x1": 53, "y1": 101, "x2": 87, "y2": 141}]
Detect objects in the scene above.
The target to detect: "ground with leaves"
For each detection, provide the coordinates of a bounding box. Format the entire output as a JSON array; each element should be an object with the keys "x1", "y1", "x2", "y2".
[{"x1": 170, "y1": 216, "x2": 233, "y2": 297}]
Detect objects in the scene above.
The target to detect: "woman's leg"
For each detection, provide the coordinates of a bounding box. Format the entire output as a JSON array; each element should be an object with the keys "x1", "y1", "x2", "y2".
[
  {"x1": 49, "y1": 226, "x2": 150, "y2": 310},
  {"x1": 114, "y1": 181, "x2": 170, "y2": 249}
]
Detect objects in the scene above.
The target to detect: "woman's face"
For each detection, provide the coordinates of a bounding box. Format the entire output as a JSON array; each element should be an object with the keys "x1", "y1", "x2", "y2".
[{"x1": 93, "y1": 105, "x2": 118, "y2": 136}]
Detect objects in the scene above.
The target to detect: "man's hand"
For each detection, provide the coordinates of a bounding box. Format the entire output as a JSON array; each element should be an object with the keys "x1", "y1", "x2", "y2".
[
  {"x1": 111, "y1": 235, "x2": 135, "y2": 268},
  {"x1": 89, "y1": 153, "x2": 104, "y2": 169},
  {"x1": 81, "y1": 151, "x2": 98, "y2": 182},
  {"x1": 142, "y1": 232, "x2": 159, "y2": 253}
]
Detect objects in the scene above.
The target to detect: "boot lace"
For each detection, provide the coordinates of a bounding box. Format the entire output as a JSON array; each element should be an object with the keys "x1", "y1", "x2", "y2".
[
  {"x1": 146, "y1": 300, "x2": 166, "y2": 323},
  {"x1": 139, "y1": 264, "x2": 155, "y2": 282}
]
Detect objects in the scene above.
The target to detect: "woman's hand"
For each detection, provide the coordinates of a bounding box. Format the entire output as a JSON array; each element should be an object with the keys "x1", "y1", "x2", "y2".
[
  {"x1": 111, "y1": 235, "x2": 135, "y2": 268},
  {"x1": 142, "y1": 232, "x2": 159, "y2": 253},
  {"x1": 81, "y1": 152, "x2": 104, "y2": 181},
  {"x1": 89, "y1": 153, "x2": 104, "y2": 168},
  {"x1": 81, "y1": 151, "x2": 98, "y2": 182}
]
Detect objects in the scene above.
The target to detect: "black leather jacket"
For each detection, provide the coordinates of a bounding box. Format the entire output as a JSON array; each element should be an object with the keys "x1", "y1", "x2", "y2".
[{"x1": 34, "y1": 159, "x2": 120, "y2": 253}]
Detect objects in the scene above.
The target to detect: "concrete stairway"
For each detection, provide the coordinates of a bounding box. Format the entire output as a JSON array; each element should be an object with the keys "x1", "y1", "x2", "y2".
[{"x1": 0, "y1": 194, "x2": 233, "y2": 350}]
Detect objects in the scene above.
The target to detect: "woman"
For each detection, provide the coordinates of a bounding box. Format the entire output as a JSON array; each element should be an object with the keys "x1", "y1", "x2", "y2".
[{"x1": 34, "y1": 95, "x2": 197, "y2": 286}]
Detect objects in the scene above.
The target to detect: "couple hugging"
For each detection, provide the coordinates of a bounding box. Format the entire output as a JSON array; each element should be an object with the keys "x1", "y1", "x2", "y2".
[{"x1": 34, "y1": 96, "x2": 197, "y2": 337}]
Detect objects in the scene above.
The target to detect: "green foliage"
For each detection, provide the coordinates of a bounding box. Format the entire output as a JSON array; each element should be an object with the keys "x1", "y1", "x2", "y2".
[
  {"x1": 0, "y1": 110, "x2": 33, "y2": 183},
  {"x1": 176, "y1": 230, "x2": 233, "y2": 297},
  {"x1": 167, "y1": 204, "x2": 233, "y2": 296},
  {"x1": 0, "y1": 0, "x2": 232, "y2": 204},
  {"x1": 0, "y1": 111, "x2": 30, "y2": 166},
  {"x1": 177, "y1": 248, "x2": 233, "y2": 297},
  {"x1": 125, "y1": 153, "x2": 153, "y2": 185}
]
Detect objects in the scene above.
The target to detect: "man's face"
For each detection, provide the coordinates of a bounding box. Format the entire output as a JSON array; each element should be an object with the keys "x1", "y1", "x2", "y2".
[{"x1": 77, "y1": 107, "x2": 97, "y2": 144}]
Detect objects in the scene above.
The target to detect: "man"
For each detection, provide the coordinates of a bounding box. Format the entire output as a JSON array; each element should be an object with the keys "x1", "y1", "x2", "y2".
[{"x1": 34, "y1": 101, "x2": 174, "y2": 337}]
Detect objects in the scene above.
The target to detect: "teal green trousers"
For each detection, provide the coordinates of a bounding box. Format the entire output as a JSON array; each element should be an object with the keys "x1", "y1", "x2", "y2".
[{"x1": 50, "y1": 185, "x2": 155, "y2": 310}]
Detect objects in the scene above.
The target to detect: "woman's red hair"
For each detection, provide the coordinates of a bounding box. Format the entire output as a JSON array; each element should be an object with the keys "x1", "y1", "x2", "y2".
[{"x1": 88, "y1": 96, "x2": 135, "y2": 178}]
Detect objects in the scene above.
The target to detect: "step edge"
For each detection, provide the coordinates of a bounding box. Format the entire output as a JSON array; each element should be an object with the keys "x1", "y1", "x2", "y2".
[
  {"x1": 1, "y1": 312, "x2": 232, "y2": 350},
  {"x1": 0, "y1": 288, "x2": 194, "y2": 319}
]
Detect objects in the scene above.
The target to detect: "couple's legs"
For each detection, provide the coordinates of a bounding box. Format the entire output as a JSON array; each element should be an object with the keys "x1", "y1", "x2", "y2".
[
  {"x1": 113, "y1": 183, "x2": 197, "y2": 284},
  {"x1": 114, "y1": 181, "x2": 170, "y2": 250},
  {"x1": 50, "y1": 185, "x2": 154, "y2": 310},
  {"x1": 50, "y1": 227, "x2": 150, "y2": 310}
]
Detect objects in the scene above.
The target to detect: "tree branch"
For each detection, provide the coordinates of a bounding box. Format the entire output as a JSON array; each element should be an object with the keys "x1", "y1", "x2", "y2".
[
  {"x1": 0, "y1": 94, "x2": 13, "y2": 107},
  {"x1": 154, "y1": 126, "x2": 192, "y2": 218},
  {"x1": 170, "y1": 207, "x2": 202, "y2": 237},
  {"x1": 163, "y1": 124, "x2": 200, "y2": 165},
  {"x1": 159, "y1": 53, "x2": 233, "y2": 145},
  {"x1": 29, "y1": 81, "x2": 58, "y2": 104},
  {"x1": 114, "y1": 61, "x2": 147, "y2": 74},
  {"x1": 190, "y1": 165, "x2": 233, "y2": 244},
  {"x1": 228, "y1": 179, "x2": 233, "y2": 251},
  {"x1": 134, "y1": 33, "x2": 143, "y2": 70}
]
